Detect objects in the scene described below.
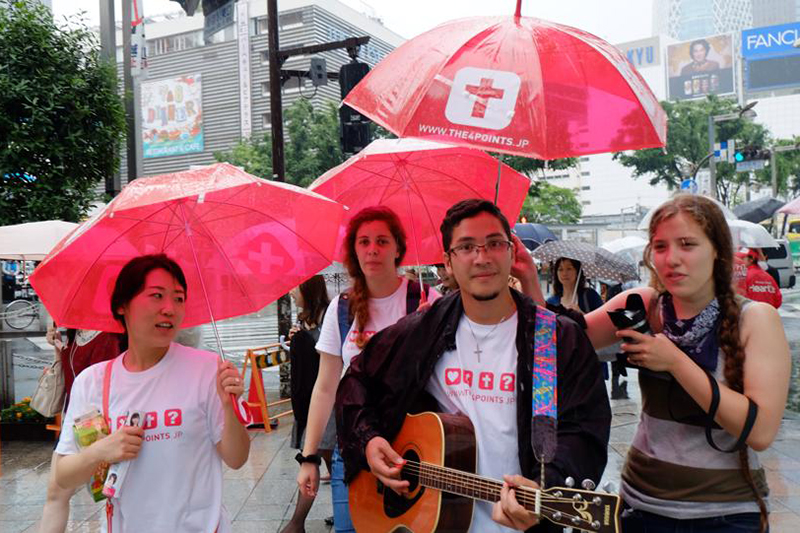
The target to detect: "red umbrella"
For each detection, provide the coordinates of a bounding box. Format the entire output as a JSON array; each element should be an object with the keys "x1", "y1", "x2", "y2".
[
  {"x1": 344, "y1": 3, "x2": 666, "y2": 160},
  {"x1": 30, "y1": 163, "x2": 345, "y2": 334},
  {"x1": 308, "y1": 138, "x2": 530, "y2": 266}
]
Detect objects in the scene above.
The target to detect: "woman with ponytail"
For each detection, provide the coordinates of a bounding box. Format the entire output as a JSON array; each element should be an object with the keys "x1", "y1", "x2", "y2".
[
  {"x1": 584, "y1": 194, "x2": 789, "y2": 532},
  {"x1": 296, "y1": 206, "x2": 440, "y2": 532}
]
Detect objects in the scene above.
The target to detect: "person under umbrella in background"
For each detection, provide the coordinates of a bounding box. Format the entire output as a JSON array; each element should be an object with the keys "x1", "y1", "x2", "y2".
[
  {"x1": 296, "y1": 206, "x2": 439, "y2": 533},
  {"x1": 39, "y1": 326, "x2": 122, "y2": 533},
  {"x1": 434, "y1": 262, "x2": 459, "y2": 294},
  {"x1": 546, "y1": 258, "x2": 603, "y2": 313},
  {"x1": 282, "y1": 275, "x2": 334, "y2": 533},
  {"x1": 53, "y1": 254, "x2": 250, "y2": 532},
  {"x1": 738, "y1": 249, "x2": 782, "y2": 309}
]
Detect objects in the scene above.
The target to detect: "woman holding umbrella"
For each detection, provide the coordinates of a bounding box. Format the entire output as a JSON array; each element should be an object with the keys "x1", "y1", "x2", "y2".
[
  {"x1": 296, "y1": 206, "x2": 440, "y2": 532},
  {"x1": 583, "y1": 195, "x2": 790, "y2": 532},
  {"x1": 546, "y1": 257, "x2": 603, "y2": 314},
  {"x1": 53, "y1": 254, "x2": 250, "y2": 532}
]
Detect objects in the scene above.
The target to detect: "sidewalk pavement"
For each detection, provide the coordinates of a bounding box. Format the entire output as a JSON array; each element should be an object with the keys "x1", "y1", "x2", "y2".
[{"x1": 2, "y1": 373, "x2": 800, "y2": 532}]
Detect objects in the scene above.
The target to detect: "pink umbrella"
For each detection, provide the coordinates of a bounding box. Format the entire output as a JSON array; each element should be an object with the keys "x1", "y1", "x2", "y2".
[
  {"x1": 31, "y1": 163, "x2": 344, "y2": 332},
  {"x1": 344, "y1": 2, "x2": 666, "y2": 160},
  {"x1": 30, "y1": 164, "x2": 346, "y2": 422},
  {"x1": 308, "y1": 138, "x2": 530, "y2": 266},
  {"x1": 778, "y1": 197, "x2": 800, "y2": 215}
]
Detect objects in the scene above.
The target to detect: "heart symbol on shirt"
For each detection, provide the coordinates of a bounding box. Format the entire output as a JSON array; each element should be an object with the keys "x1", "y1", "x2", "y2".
[{"x1": 445, "y1": 368, "x2": 461, "y2": 385}]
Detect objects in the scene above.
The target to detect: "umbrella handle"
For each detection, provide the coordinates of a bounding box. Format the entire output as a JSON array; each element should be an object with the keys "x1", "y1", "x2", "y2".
[{"x1": 231, "y1": 393, "x2": 253, "y2": 426}]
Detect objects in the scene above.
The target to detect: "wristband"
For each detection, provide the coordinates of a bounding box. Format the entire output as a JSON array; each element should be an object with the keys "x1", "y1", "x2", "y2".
[{"x1": 295, "y1": 452, "x2": 322, "y2": 466}]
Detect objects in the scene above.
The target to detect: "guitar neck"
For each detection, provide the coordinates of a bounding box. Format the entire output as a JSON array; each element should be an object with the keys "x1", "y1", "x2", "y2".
[{"x1": 408, "y1": 460, "x2": 538, "y2": 510}]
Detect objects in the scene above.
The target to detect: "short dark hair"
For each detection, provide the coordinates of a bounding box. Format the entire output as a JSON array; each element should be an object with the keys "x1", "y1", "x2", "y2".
[
  {"x1": 440, "y1": 199, "x2": 511, "y2": 252},
  {"x1": 111, "y1": 254, "x2": 187, "y2": 328},
  {"x1": 690, "y1": 38, "x2": 710, "y2": 54}
]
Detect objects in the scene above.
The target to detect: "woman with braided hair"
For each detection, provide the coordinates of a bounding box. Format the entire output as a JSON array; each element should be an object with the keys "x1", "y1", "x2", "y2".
[
  {"x1": 584, "y1": 194, "x2": 789, "y2": 532},
  {"x1": 295, "y1": 206, "x2": 440, "y2": 532}
]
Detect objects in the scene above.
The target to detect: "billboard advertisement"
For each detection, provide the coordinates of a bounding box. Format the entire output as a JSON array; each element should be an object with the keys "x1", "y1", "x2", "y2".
[
  {"x1": 667, "y1": 34, "x2": 734, "y2": 100},
  {"x1": 742, "y1": 22, "x2": 800, "y2": 92},
  {"x1": 141, "y1": 74, "x2": 203, "y2": 159}
]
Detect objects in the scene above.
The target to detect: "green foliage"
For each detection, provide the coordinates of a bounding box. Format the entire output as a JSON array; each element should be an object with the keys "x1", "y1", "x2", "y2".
[
  {"x1": 775, "y1": 137, "x2": 800, "y2": 196},
  {"x1": 500, "y1": 154, "x2": 578, "y2": 176},
  {"x1": 520, "y1": 181, "x2": 582, "y2": 224},
  {"x1": 612, "y1": 96, "x2": 777, "y2": 205},
  {"x1": 215, "y1": 100, "x2": 346, "y2": 187},
  {"x1": 0, "y1": 1, "x2": 126, "y2": 225}
]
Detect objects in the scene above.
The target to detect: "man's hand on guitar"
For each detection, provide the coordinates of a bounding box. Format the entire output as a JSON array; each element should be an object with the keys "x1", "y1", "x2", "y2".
[
  {"x1": 365, "y1": 436, "x2": 409, "y2": 495},
  {"x1": 492, "y1": 475, "x2": 540, "y2": 531}
]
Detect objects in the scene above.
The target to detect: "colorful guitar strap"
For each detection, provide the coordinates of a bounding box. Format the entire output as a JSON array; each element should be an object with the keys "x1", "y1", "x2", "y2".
[{"x1": 532, "y1": 307, "x2": 558, "y2": 469}]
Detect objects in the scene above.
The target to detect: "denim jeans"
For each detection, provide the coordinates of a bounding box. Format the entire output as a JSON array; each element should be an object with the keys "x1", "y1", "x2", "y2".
[
  {"x1": 622, "y1": 506, "x2": 766, "y2": 532},
  {"x1": 331, "y1": 446, "x2": 355, "y2": 533}
]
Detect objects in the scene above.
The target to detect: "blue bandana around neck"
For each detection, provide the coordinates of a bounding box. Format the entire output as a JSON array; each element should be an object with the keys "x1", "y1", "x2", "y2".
[{"x1": 661, "y1": 293, "x2": 721, "y2": 372}]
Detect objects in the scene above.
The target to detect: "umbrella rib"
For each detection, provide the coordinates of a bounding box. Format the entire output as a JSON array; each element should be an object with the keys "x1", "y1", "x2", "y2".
[
  {"x1": 400, "y1": 167, "x2": 444, "y2": 254},
  {"x1": 58, "y1": 202, "x2": 181, "y2": 324}
]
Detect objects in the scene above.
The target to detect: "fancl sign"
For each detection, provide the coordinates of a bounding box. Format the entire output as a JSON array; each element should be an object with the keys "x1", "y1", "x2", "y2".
[
  {"x1": 742, "y1": 22, "x2": 800, "y2": 58},
  {"x1": 616, "y1": 36, "x2": 661, "y2": 69}
]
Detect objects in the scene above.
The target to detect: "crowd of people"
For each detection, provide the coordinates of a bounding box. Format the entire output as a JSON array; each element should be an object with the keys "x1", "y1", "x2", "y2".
[{"x1": 33, "y1": 194, "x2": 791, "y2": 533}]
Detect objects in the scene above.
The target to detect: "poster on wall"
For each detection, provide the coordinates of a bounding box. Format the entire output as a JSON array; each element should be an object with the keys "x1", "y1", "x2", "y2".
[
  {"x1": 666, "y1": 34, "x2": 734, "y2": 100},
  {"x1": 141, "y1": 74, "x2": 203, "y2": 158}
]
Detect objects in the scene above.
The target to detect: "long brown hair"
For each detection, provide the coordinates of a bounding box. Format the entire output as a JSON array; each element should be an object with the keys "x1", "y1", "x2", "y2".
[
  {"x1": 644, "y1": 194, "x2": 767, "y2": 531},
  {"x1": 296, "y1": 275, "x2": 330, "y2": 329},
  {"x1": 343, "y1": 206, "x2": 407, "y2": 348}
]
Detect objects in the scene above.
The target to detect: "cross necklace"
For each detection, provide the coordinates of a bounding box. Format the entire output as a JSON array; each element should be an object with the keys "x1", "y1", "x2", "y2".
[{"x1": 464, "y1": 306, "x2": 517, "y2": 363}]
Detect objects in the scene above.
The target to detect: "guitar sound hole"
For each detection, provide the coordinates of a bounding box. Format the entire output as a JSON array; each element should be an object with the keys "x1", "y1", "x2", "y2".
[{"x1": 401, "y1": 450, "x2": 421, "y2": 492}]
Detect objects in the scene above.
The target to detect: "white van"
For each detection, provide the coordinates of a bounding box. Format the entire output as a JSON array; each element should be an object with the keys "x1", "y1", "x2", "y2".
[{"x1": 763, "y1": 239, "x2": 795, "y2": 289}]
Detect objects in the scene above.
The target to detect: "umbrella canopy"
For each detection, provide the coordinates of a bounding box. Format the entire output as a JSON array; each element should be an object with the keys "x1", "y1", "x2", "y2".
[
  {"x1": 513, "y1": 223, "x2": 558, "y2": 251},
  {"x1": 343, "y1": 10, "x2": 666, "y2": 159},
  {"x1": 637, "y1": 197, "x2": 737, "y2": 231},
  {"x1": 602, "y1": 235, "x2": 648, "y2": 266},
  {"x1": 308, "y1": 138, "x2": 530, "y2": 265},
  {"x1": 533, "y1": 240, "x2": 638, "y2": 282},
  {"x1": 733, "y1": 197, "x2": 785, "y2": 223},
  {"x1": 0, "y1": 220, "x2": 78, "y2": 261},
  {"x1": 728, "y1": 220, "x2": 779, "y2": 249},
  {"x1": 778, "y1": 196, "x2": 800, "y2": 215},
  {"x1": 30, "y1": 163, "x2": 346, "y2": 333}
]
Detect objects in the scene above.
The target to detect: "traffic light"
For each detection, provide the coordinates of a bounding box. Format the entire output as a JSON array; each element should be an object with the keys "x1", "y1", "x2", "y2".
[
  {"x1": 734, "y1": 146, "x2": 771, "y2": 162},
  {"x1": 339, "y1": 60, "x2": 372, "y2": 154}
]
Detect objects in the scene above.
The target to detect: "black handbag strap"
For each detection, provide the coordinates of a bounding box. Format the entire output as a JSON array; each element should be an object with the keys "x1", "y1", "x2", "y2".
[{"x1": 703, "y1": 369, "x2": 758, "y2": 453}]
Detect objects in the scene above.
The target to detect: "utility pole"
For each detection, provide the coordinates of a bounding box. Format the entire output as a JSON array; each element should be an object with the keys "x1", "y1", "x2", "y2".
[
  {"x1": 266, "y1": 0, "x2": 369, "y2": 340},
  {"x1": 99, "y1": 0, "x2": 120, "y2": 196},
  {"x1": 122, "y1": 0, "x2": 139, "y2": 189}
]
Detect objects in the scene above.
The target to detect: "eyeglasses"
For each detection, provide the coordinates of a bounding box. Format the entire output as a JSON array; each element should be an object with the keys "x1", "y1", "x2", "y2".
[{"x1": 448, "y1": 239, "x2": 513, "y2": 258}]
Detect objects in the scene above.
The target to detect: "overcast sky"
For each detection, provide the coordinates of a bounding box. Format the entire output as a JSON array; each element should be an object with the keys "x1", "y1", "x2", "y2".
[{"x1": 52, "y1": 0, "x2": 654, "y2": 45}]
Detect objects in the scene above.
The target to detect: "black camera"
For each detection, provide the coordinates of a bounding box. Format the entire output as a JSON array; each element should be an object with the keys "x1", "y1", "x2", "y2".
[{"x1": 607, "y1": 293, "x2": 652, "y2": 368}]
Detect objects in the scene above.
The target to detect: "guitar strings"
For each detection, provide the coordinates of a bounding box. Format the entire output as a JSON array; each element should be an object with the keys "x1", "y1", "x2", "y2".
[{"x1": 400, "y1": 460, "x2": 569, "y2": 505}]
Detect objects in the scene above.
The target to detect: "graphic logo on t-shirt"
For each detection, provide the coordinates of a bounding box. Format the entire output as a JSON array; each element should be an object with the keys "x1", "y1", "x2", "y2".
[
  {"x1": 164, "y1": 409, "x2": 182, "y2": 426},
  {"x1": 144, "y1": 411, "x2": 158, "y2": 430},
  {"x1": 445, "y1": 67, "x2": 521, "y2": 130},
  {"x1": 499, "y1": 373, "x2": 515, "y2": 392},
  {"x1": 445, "y1": 368, "x2": 461, "y2": 385},
  {"x1": 478, "y1": 372, "x2": 494, "y2": 390}
]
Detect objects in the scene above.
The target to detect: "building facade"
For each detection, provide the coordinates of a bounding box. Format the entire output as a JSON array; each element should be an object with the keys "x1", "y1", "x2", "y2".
[
  {"x1": 113, "y1": 0, "x2": 402, "y2": 186},
  {"x1": 653, "y1": 0, "x2": 753, "y2": 40}
]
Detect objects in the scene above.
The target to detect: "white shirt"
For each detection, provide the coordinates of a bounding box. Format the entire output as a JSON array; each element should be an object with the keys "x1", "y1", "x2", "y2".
[
  {"x1": 315, "y1": 278, "x2": 441, "y2": 370},
  {"x1": 426, "y1": 313, "x2": 521, "y2": 533},
  {"x1": 56, "y1": 343, "x2": 229, "y2": 533}
]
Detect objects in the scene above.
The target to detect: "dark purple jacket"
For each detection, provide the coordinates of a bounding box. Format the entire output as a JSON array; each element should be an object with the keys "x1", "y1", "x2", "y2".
[{"x1": 335, "y1": 289, "x2": 611, "y2": 531}]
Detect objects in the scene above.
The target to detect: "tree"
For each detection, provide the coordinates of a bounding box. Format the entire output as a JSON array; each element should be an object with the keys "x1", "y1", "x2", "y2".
[
  {"x1": 215, "y1": 99, "x2": 345, "y2": 187},
  {"x1": 0, "y1": 1, "x2": 126, "y2": 225},
  {"x1": 612, "y1": 96, "x2": 772, "y2": 205},
  {"x1": 520, "y1": 181, "x2": 582, "y2": 224},
  {"x1": 774, "y1": 137, "x2": 800, "y2": 197}
]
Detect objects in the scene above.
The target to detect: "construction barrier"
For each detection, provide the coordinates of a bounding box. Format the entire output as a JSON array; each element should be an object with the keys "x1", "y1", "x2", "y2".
[{"x1": 241, "y1": 341, "x2": 292, "y2": 433}]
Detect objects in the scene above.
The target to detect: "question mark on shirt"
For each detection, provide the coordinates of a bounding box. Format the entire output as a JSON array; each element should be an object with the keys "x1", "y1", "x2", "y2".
[{"x1": 164, "y1": 409, "x2": 182, "y2": 427}]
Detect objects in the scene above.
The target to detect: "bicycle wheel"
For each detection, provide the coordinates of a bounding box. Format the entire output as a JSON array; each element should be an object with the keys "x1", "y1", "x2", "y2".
[{"x1": 4, "y1": 300, "x2": 36, "y2": 330}]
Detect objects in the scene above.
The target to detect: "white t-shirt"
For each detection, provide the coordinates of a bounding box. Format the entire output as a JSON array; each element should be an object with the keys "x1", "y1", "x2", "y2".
[
  {"x1": 56, "y1": 343, "x2": 229, "y2": 533},
  {"x1": 315, "y1": 278, "x2": 441, "y2": 370},
  {"x1": 426, "y1": 313, "x2": 521, "y2": 533}
]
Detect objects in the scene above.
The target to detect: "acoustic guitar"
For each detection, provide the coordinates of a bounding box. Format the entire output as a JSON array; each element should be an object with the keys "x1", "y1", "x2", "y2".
[{"x1": 349, "y1": 412, "x2": 620, "y2": 533}]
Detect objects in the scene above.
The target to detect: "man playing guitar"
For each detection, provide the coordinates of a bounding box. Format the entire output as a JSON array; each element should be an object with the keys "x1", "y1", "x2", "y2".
[{"x1": 336, "y1": 199, "x2": 612, "y2": 532}]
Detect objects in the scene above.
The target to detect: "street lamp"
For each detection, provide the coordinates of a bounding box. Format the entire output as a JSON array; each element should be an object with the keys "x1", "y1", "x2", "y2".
[{"x1": 707, "y1": 101, "x2": 758, "y2": 200}]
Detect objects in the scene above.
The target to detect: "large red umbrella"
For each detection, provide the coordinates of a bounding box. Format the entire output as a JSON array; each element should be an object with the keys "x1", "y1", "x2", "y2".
[
  {"x1": 308, "y1": 138, "x2": 530, "y2": 266},
  {"x1": 344, "y1": 3, "x2": 666, "y2": 160},
  {"x1": 30, "y1": 163, "x2": 345, "y2": 333}
]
